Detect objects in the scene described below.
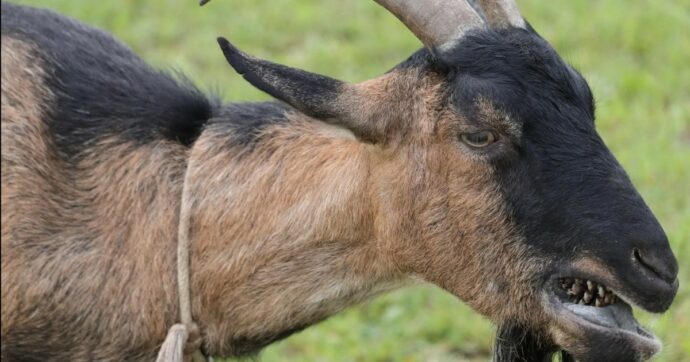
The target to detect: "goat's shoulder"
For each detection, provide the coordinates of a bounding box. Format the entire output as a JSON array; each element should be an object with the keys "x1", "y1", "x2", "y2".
[{"x1": 1, "y1": 2, "x2": 215, "y2": 159}]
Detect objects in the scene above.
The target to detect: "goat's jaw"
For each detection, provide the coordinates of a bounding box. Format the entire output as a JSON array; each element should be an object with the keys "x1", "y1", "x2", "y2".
[{"x1": 543, "y1": 286, "x2": 661, "y2": 362}]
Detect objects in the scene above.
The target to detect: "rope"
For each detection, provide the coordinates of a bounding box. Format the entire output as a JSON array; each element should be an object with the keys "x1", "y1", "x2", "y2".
[{"x1": 156, "y1": 158, "x2": 208, "y2": 362}]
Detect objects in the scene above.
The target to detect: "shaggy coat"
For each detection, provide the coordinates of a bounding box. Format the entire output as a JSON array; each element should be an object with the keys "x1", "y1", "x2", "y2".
[{"x1": 1, "y1": 2, "x2": 678, "y2": 361}]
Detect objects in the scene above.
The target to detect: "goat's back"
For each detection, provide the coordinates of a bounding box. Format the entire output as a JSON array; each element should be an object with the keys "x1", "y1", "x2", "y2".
[{"x1": 1, "y1": 3, "x2": 209, "y2": 360}]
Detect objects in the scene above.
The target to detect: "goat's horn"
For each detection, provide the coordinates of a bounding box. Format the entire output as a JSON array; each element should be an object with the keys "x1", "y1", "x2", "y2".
[
  {"x1": 476, "y1": 0, "x2": 525, "y2": 28},
  {"x1": 373, "y1": 0, "x2": 485, "y2": 51}
]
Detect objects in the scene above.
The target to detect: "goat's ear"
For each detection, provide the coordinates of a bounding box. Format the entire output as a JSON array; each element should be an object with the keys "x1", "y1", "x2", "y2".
[
  {"x1": 218, "y1": 38, "x2": 388, "y2": 142},
  {"x1": 218, "y1": 38, "x2": 347, "y2": 117}
]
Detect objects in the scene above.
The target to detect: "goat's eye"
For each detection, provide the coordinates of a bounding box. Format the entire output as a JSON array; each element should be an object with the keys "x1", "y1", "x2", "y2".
[{"x1": 460, "y1": 131, "x2": 497, "y2": 148}]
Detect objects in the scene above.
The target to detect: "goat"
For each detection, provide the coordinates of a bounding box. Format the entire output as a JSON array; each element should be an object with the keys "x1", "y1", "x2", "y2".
[{"x1": 1, "y1": 1, "x2": 678, "y2": 361}]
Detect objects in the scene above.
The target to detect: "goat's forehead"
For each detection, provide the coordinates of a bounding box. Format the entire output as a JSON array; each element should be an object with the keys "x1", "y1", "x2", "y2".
[{"x1": 442, "y1": 28, "x2": 594, "y2": 132}]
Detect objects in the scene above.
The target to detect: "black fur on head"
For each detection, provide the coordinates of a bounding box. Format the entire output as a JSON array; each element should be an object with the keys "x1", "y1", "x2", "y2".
[{"x1": 434, "y1": 25, "x2": 677, "y2": 361}]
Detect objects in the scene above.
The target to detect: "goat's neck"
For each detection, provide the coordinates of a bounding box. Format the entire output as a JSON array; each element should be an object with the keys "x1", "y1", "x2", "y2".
[{"x1": 186, "y1": 116, "x2": 403, "y2": 356}]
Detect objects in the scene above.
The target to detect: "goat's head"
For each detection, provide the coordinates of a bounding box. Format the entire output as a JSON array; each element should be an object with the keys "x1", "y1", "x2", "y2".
[{"x1": 214, "y1": 0, "x2": 678, "y2": 360}]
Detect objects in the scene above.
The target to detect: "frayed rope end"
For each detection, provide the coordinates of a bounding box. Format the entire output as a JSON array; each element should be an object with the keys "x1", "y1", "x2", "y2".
[
  {"x1": 156, "y1": 323, "x2": 206, "y2": 362},
  {"x1": 156, "y1": 324, "x2": 187, "y2": 362}
]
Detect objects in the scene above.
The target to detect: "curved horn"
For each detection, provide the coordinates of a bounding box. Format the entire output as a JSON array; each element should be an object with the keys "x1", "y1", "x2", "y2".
[
  {"x1": 373, "y1": 0, "x2": 485, "y2": 51},
  {"x1": 476, "y1": 0, "x2": 525, "y2": 28}
]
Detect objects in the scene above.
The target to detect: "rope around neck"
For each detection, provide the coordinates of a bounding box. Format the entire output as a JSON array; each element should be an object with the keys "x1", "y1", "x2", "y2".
[{"x1": 156, "y1": 160, "x2": 207, "y2": 362}]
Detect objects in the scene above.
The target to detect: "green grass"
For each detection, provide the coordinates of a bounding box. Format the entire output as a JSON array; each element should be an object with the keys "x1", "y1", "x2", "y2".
[{"x1": 10, "y1": 0, "x2": 690, "y2": 360}]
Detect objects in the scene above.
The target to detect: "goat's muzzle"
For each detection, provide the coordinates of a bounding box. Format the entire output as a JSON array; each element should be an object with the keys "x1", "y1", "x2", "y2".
[{"x1": 542, "y1": 265, "x2": 678, "y2": 362}]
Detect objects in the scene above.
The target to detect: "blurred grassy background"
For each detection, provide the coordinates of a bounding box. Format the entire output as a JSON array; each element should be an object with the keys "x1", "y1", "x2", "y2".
[{"x1": 9, "y1": 0, "x2": 690, "y2": 360}]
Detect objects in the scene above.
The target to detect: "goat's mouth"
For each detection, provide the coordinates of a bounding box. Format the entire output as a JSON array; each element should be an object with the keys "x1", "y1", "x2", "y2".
[{"x1": 545, "y1": 276, "x2": 661, "y2": 361}]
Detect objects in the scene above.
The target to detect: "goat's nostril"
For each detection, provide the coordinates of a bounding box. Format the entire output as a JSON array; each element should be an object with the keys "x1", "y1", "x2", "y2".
[
  {"x1": 633, "y1": 247, "x2": 677, "y2": 284},
  {"x1": 633, "y1": 248, "x2": 643, "y2": 263}
]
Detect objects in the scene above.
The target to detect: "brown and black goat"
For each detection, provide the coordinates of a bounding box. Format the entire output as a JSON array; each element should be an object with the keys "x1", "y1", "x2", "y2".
[{"x1": 1, "y1": 1, "x2": 679, "y2": 361}]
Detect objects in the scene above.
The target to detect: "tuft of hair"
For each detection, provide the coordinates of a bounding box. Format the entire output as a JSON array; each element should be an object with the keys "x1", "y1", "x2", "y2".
[{"x1": 493, "y1": 323, "x2": 573, "y2": 362}]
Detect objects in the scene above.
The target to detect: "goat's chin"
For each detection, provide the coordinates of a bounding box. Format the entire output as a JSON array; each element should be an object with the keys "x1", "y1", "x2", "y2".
[{"x1": 543, "y1": 292, "x2": 661, "y2": 362}]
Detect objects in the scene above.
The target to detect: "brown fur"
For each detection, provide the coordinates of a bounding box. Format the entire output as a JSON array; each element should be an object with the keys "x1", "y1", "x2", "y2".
[
  {"x1": 2, "y1": 36, "x2": 184, "y2": 360},
  {"x1": 2, "y1": 40, "x2": 545, "y2": 360},
  {"x1": 186, "y1": 68, "x2": 548, "y2": 355}
]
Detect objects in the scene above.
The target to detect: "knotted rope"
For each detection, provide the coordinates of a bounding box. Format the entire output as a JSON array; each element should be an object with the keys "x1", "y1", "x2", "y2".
[{"x1": 156, "y1": 159, "x2": 208, "y2": 362}]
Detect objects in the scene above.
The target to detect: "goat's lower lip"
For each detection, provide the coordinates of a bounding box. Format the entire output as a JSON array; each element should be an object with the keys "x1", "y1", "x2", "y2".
[
  {"x1": 561, "y1": 301, "x2": 650, "y2": 336},
  {"x1": 546, "y1": 289, "x2": 661, "y2": 361}
]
